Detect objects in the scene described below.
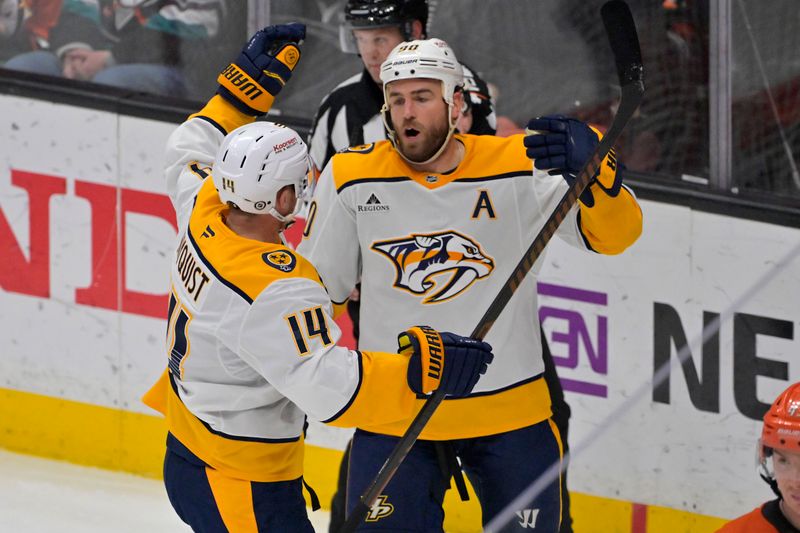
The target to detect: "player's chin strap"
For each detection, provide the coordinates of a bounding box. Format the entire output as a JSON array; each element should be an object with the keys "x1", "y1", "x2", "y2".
[
  {"x1": 269, "y1": 189, "x2": 305, "y2": 230},
  {"x1": 758, "y1": 452, "x2": 783, "y2": 499},
  {"x1": 759, "y1": 457, "x2": 783, "y2": 499},
  {"x1": 381, "y1": 87, "x2": 459, "y2": 167},
  {"x1": 270, "y1": 208, "x2": 296, "y2": 231},
  {"x1": 761, "y1": 471, "x2": 782, "y2": 499}
]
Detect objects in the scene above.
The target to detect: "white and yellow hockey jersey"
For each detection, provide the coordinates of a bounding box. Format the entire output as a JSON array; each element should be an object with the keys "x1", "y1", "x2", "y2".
[
  {"x1": 143, "y1": 97, "x2": 421, "y2": 483},
  {"x1": 298, "y1": 134, "x2": 642, "y2": 440}
]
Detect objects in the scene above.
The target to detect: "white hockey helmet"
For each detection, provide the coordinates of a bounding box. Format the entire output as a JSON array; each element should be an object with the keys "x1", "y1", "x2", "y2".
[
  {"x1": 380, "y1": 38, "x2": 463, "y2": 105},
  {"x1": 379, "y1": 38, "x2": 464, "y2": 164},
  {"x1": 212, "y1": 122, "x2": 309, "y2": 223}
]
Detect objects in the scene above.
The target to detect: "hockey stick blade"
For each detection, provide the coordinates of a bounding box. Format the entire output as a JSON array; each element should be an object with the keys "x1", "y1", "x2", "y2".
[{"x1": 340, "y1": 3, "x2": 643, "y2": 531}]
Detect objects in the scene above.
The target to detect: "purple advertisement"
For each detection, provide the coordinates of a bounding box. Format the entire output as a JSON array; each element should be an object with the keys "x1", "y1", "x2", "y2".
[{"x1": 538, "y1": 282, "x2": 608, "y2": 397}]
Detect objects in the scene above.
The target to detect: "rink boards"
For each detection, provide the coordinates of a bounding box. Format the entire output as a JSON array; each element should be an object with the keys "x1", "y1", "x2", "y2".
[{"x1": 2, "y1": 94, "x2": 799, "y2": 532}]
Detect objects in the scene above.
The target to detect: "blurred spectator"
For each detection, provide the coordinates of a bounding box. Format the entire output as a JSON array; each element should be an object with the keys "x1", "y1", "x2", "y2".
[
  {"x1": 656, "y1": 0, "x2": 709, "y2": 177},
  {"x1": 4, "y1": 0, "x2": 228, "y2": 99},
  {"x1": 602, "y1": 99, "x2": 664, "y2": 174},
  {"x1": 554, "y1": 0, "x2": 707, "y2": 178},
  {"x1": 0, "y1": 0, "x2": 62, "y2": 53}
]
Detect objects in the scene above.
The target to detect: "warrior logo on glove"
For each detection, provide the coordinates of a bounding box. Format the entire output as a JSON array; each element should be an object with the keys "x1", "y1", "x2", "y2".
[
  {"x1": 399, "y1": 325, "x2": 493, "y2": 397},
  {"x1": 400, "y1": 326, "x2": 444, "y2": 392},
  {"x1": 219, "y1": 64, "x2": 265, "y2": 102}
]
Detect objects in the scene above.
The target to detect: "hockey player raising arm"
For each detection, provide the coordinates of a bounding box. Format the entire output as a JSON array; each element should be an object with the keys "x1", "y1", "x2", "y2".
[
  {"x1": 141, "y1": 25, "x2": 493, "y2": 533},
  {"x1": 298, "y1": 39, "x2": 642, "y2": 532}
]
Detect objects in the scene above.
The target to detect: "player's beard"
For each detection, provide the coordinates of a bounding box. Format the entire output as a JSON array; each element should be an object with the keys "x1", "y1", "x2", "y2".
[{"x1": 398, "y1": 110, "x2": 451, "y2": 164}]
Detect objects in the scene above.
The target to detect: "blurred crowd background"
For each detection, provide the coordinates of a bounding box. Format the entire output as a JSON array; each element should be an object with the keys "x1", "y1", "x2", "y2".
[{"x1": 2, "y1": 0, "x2": 799, "y2": 201}]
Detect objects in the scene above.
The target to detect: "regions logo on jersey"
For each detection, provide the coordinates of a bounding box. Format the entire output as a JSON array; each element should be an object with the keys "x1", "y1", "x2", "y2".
[
  {"x1": 263, "y1": 250, "x2": 296, "y2": 272},
  {"x1": 358, "y1": 193, "x2": 390, "y2": 213},
  {"x1": 372, "y1": 231, "x2": 494, "y2": 304}
]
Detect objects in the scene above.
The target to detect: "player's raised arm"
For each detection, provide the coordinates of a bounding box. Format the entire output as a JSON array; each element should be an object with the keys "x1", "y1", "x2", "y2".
[
  {"x1": 524, "y1": 115, "x2": 643, "y2": 254},
  {"x1": 216, "y1": 23, "x2": 305, "y2": 117},
  {"x1": 163, "y1": 23, "x2": 305, "y2": 215}
]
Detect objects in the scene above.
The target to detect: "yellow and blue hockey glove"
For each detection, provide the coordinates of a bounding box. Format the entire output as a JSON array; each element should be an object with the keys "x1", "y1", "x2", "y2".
[
  {"x1": 523, "y1": 115, "x2": 623, "y2": 208},
  {"x1": 399, "y1": 325, "x2": 493, "y2": 397},
  {"x1": 217, "y1": 23, "x2": 305, "y2": 116}
]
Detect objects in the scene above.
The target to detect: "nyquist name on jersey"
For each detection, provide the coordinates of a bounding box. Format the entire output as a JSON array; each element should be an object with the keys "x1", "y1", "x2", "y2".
[{"x1": 176, "y1": 236, "x2": 211, "y2": 302}]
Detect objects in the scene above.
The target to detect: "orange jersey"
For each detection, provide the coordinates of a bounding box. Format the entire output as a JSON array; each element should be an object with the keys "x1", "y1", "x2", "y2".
[{"x1": 717, "y1": 500, "x2": 800, "y2": 533}]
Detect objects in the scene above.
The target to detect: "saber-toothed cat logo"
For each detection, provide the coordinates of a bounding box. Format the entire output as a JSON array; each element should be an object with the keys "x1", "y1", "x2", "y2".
[{"x1": 371, "y1": 231, "x2": 494, "y2": 304}]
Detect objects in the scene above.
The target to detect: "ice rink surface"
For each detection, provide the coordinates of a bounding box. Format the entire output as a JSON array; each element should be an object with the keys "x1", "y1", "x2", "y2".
[{"x1": 0, "y1": 448, "x2": 330, "y2": 532}]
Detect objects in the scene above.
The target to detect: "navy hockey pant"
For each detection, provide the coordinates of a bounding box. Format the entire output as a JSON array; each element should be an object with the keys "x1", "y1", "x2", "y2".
[
  {"x1": 163, "y1": 433, "x2": 314, "y2": 532},
  {"x1": 346, "y1": 419, "x2": 563, "y2": 531}
]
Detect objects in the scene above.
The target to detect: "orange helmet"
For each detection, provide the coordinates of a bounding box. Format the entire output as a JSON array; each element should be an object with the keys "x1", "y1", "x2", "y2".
[{"x1": 762, "y1": 382, "x2": 800, "y2": 452}]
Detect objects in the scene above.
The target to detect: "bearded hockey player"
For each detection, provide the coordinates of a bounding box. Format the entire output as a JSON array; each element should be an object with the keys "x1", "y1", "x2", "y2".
[
  {"x1": 309, "y1": 2, "x2": 515, "y2": 530},
  {"x1": 298, "y1": 38, "x2": 642, "y2": 531}
]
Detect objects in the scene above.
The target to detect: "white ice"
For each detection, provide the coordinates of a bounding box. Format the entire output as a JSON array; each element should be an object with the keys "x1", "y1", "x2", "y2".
[{"x1": 0, "y1": 448, "x2": 331, "y2": 532}]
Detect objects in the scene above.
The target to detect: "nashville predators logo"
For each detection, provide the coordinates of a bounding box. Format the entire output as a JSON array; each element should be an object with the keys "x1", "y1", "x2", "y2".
[
  {"x1": 365, "y1": 495, "x2": 394, "y2": 522},
  {"x1": 372, "y1": 230, "x2": 494, "y2": 304},
  {"x1": 263, "y1": 250, "x2": 296, "y2": 272}
]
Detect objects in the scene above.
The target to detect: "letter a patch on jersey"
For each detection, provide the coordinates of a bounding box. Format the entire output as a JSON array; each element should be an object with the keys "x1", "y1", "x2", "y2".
[
  {"x1": 471, "y1": 189, "x2": 496, "y2": 219},
  {"x1": 371, "y1": 230, "x2": 494, "y2": 304}
]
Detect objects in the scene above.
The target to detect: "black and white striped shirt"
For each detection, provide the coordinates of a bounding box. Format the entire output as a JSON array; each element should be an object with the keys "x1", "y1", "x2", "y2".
[{"x1": 308, "y1": 69, "x2": 386, "y2": 172}]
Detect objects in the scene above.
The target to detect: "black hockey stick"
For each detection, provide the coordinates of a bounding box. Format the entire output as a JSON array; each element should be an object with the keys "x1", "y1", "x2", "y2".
[{"x1": 340, "y1": 2, "x2": 644, "y2": 531}]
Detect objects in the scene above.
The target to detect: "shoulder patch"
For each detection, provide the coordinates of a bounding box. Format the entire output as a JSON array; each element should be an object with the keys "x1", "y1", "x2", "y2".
[
  {"x1": 344, "y1": 143, "x2": 375, "y2": 154},
  {"x1": 262, "y1": 250, "x2": 297, "y2": 272}
]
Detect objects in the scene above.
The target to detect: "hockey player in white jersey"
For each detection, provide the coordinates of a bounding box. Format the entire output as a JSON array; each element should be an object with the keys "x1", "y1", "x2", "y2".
[
  {"x1": 310, "y1": 2, "x2": 517, "y2": 530},
  {"x1": 298, "y1": 38, "x2": 643, "y2": 531},
  {"x1": 142, "y1": 24, "x2": 494, "y2": 533}
]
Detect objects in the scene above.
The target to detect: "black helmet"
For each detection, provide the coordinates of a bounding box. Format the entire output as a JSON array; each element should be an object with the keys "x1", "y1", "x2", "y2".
[
  {"x1": 344, "y1": 0, "x2": 428, "y2": 35},
  {"x1": 461, "y1": 64, "x2": 497, "y2": 135}
]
